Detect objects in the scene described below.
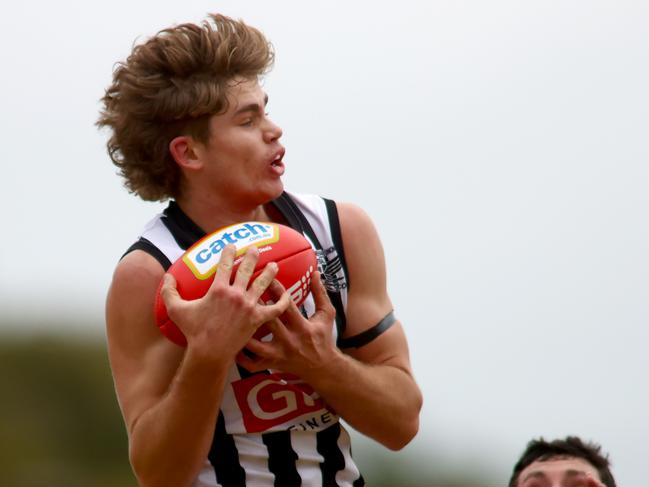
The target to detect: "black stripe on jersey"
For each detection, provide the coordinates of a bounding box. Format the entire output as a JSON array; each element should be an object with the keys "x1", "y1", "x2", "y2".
[
  {"x1": 209, "y1": 411, "x2": 247, "y2": 487},
  {"x1": 236, "y1": 363, "x2": 271, "y2": 380},
  {"x1": 322, "y1": 198, "x2": 350, "y2": 340},
  {"x1": 323, "y1": 198, "x2": 349, "y2": 288},
  {"x1": 337, "y1": 311, "x2": 396, "y2": 349},
  {"x1": 262, "y1": 430, "x2": 301, "y2": 487},
  {"x1": 123, "y1": 201, "x2": 206, "y2": 266},
  {"x1": 122, "y1": 237, "x2": 172, "y2": 270},
  {"x1": 161, "y1": 200, "x2": 207, "y2": 250},
  {"x1": 272, "y1": 193, "x2": 348, "y2": 339},
  {"x1": 317, "y1": 423, "x2": 346, "y2": 487},
  {"x1": 272, "y1": 193, "x2": 323, "y2": 251}
]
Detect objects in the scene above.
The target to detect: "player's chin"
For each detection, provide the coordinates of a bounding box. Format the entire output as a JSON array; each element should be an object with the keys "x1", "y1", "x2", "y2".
[{"x1": 259, "y1": 179, "x2": 284, "y2": 201}]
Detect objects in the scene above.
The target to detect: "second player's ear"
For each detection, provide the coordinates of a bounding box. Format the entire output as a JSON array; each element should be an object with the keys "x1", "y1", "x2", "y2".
[{"x1": 169, "y1": 135, "x2": 203, "y2": 170}]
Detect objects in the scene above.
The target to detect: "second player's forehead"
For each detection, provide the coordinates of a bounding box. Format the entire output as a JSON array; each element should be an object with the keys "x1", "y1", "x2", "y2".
[{"x1": 518, "y1": 457, "x2": 602, "y2": 486}]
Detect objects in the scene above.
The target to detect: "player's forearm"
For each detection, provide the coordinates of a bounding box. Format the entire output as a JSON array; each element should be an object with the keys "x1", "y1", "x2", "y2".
[
  {"x1": 302, "y1": 351, "x2": 422, "y2": 450},
  {"x1": 128, "y1": 348, "x2": 232, "y2": 487}
]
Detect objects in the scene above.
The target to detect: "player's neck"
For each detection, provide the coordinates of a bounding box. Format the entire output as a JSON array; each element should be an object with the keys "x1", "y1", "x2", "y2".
[{"x1": 175, "y1": 191, "x2": 273, "y2": 234}]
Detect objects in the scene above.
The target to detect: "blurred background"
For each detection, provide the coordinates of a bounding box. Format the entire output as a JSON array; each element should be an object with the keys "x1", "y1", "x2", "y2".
[{"x1": 1, "y1": 1, "x2": 647, "y2": 486}]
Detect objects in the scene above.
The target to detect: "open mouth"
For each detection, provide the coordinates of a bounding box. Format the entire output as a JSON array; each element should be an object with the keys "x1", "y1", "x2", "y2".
[{"x1": 270, "y1": 149, "x2": 285, "y2": 171}]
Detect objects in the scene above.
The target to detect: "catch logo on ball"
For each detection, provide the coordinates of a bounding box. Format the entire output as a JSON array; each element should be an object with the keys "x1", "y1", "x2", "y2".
[
  {"x1": 183, "y1": 222, "x2": 279, "y2": 279},
  {"x1": 154, "y1": 221, "x2": 318, "y2": 347}
]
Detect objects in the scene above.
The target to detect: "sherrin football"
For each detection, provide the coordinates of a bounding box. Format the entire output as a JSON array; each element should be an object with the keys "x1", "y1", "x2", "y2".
[{"x1": 154, "y1": 221, "x2": 317, "y2": 346}]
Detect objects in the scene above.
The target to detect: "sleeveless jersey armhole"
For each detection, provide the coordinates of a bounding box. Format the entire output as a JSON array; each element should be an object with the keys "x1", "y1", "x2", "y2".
[{"x1": 122, "y1": 237, "x2": 172, "y2": 271}]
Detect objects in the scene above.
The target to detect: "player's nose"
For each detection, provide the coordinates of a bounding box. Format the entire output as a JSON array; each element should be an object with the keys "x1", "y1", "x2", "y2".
[{"x1": 263, "y1": 117, "x2": 283, "y2": 143}]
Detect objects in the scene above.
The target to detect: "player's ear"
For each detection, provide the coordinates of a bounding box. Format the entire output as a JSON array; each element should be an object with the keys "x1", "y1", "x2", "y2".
[{"x1": 169, "y1": 135, "x2": 203, "y2": 170}]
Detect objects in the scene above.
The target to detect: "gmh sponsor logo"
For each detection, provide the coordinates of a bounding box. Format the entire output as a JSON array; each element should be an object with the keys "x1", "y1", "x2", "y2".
[
  {"x1": 183, "y1": 222, "x2": 279, "y2": 279},
  {"x1": 232, "y1": 372, "x2": 329, "y2": 433}
]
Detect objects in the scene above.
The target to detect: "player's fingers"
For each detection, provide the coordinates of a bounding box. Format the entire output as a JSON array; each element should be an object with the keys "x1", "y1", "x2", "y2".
[
  {"x1": 310, "y1": 272, "x2": 336, "y2": 321},
  {"x1": 237, "y1": 355, "x2": 271, "y2": 373},
  {"x1": 233, "y1": 246, "x2": 259, "y2": 289},
  {"x1": 214, "y1": 244, "x2": 236, "y2": 285},
  {"x1": 261, "y1": 317, "x2": 290, "y2": 342},
  {"x1": 243, "y1": 337, "x2": 275, "y2": 358},
  {"x1": 259, "y1": 286, "x2": 292, "y2": 322},
  {"x1": 237, "y1": 342, "x2": 275, "y2": 371},
  {"x1": 160, "y1": 274, "x2": 187, "y2": 323},
  {"x1": 160, "y1": 273, "x2": 181, "y2": 307},
  {"x1": 264, "y1": 278, "x2": 286, "y2": 301},
  {"x1": 261, "y1": 275, "x2": 302, "y2": 323},
  {"x1": 249, "y1": 262, "x2": 279, "y2": 299}
]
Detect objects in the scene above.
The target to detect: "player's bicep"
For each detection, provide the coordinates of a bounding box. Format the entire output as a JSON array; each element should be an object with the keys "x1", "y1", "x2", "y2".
[
  {"x1": 106, "y1": 251, "x2": 184, "y2": 433},
  {"x1": 336, "y1": 203, "x2": 411, "y2": 370}
]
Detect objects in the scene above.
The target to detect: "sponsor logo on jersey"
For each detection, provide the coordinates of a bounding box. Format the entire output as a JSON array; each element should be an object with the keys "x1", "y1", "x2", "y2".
[
  {"x1": 232, "y1": 372, "x2": 331, "y2": 433},
  {"x1": 182, "y1": 222, "x2": 279, "y2": 279},
  {"x1": 317, "y1": 247, "x2": 347, "y2": 292}
]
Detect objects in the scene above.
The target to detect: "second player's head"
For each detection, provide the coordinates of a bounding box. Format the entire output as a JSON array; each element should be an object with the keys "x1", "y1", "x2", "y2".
[{"x1": 509, "y1": 436, "x2": 616, "y2": 487}]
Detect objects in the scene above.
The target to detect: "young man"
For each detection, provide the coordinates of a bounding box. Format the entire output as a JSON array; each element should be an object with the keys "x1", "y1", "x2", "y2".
[
  {"x1": 98, "y1": 14, "x2": 422, "y2": 487},
  {"x1": 509, "y1": 436, "x2": 616, "y2": 487}
]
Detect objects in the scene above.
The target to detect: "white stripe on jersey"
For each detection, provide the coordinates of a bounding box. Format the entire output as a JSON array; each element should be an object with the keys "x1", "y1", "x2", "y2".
[
  {"x1": 234, "y1": 434, "x2": 275, "y2": 485},
  {"x1": 335, "y1": 426, "x2": 362, "y2": 486},
  {"x1": 292, "y1": 430, "x2": 324, "y2": 485},
  {"x1": 140, "y1": 215, "x2": 185, "y2": 263},
  {"x1": 192, "y1": 460, "x2": 221, "y2": 487}
]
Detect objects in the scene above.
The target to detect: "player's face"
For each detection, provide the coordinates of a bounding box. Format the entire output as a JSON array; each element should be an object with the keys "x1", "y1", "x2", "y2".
[
  {"x1": 517, "y1": 457, "x2": 604, "y2": 487},
  {"x1": 198, "y1": 78, "x2": 285, "y2": 207}
]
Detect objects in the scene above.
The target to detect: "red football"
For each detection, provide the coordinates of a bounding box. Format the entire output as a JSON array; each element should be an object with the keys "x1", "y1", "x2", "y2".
[{"x1": 154, "y1": 221, "x2": 317, "y2": 346}]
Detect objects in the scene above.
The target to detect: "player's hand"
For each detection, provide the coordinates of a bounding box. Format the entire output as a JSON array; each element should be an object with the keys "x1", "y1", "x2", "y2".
[
  {"x1": 237, "y1": 271, "x2": 339, "y2": 376},
  {"x1": 160, "y1": 244, "x2": 291, "y2": 360}
]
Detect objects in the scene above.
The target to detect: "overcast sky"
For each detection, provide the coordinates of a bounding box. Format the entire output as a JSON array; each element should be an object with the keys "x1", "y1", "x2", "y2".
[{"x1": 1, "y1": 1, "x2": 648, "y2": 485}]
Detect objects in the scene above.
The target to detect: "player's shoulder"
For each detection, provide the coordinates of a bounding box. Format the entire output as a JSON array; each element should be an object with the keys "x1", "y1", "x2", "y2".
[
  {"x1": 108, "y1": 250, "x2": 165, "y2": 315},
  {"x1": 335, "y1": 201, "x2": 380, "y2": 244},
  {"x1": 113, "y1": 250, "x2": 165, "y2": 287},
  {"x1": 287, "y1": 191, "x2": 374, "y2": 230}
]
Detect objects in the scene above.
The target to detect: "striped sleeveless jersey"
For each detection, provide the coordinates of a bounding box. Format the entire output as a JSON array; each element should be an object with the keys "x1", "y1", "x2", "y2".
[{"x1": 126, "y1": 191, "x2": 365, "y2": 487}]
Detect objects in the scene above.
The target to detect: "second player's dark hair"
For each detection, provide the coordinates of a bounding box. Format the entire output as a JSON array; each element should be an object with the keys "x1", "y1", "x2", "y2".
[{"x1": 509, "y1": 436, "x2": 616, "y2": 487}]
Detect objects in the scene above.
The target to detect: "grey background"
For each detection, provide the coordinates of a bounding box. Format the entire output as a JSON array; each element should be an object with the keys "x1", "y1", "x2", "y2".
[{"x1": 1, "y1": 1, "x2": 647, "y2": 485}]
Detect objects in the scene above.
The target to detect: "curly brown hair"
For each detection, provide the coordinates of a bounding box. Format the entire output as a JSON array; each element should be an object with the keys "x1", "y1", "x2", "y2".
[
  {"x1": 509, "y1": 436, "x2": 616, "y2": 487},
  {"x1": 97, "y1": 14, "x2": 274, "y2": 201}
]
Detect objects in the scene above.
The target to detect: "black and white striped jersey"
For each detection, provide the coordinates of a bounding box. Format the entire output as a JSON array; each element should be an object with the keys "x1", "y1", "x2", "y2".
[{"x1": 125, "y1": 191, "x2": 365, "y2": 487}]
